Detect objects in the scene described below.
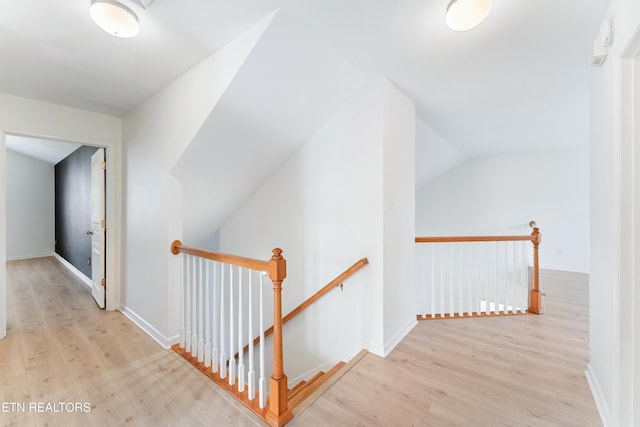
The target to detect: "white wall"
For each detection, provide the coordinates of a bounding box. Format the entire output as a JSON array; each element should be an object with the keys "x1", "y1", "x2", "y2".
[
  {"x1": 121, "y1": 15, "x2": 271, "y2": 347},
  {"x1": 220, "y1": 76, "x2": 416, "y2": 381},
  {"x1": 416, "y1": 147, "x2": 590, "y2": 273},
  {"x1": 588, "y1": 51, "x2": 618, "y2": 426},
  {"x1": 382, "y1": 80, "x2": 416, "y2": 353},
  {"x1": 6, "y1": 150, "x2": 54, "y2": 260},
  {"x1": 220, "y1": 77, "x2": 383, "y2": 378},
  {"x1": 588, "y1": 1, "x2": 640, "y2": 426},
  {"x1": 0, "y1": 93, "x2": 121, "y2": 340}
]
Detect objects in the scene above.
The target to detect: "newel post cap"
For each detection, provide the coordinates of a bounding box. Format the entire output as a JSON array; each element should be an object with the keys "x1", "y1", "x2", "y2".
[{"x1": 268, "y1": 248, "x2": 287, "y2": 283}]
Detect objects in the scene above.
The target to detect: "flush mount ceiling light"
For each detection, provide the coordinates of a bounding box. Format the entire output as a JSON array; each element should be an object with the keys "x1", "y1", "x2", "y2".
[
  {"x1": 90, "y1": 0, "x2": 139, "y2": 38},
  {"x1": 446, "y1": 0, "x2": 492, "y2": 31}
]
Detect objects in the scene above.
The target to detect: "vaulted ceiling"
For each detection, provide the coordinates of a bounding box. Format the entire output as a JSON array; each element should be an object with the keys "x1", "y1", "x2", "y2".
[{"x1": 0, "y1": 0, "x2": 609, "y2": 184}]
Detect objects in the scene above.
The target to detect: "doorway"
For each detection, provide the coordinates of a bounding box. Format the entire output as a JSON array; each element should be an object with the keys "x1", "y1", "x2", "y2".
[
  {"x1": 6, "y1": 138, "x2": 107, "y2": 308},
  {"x1": 0, "y1": 130, "x2": 119, "y2": 339}
]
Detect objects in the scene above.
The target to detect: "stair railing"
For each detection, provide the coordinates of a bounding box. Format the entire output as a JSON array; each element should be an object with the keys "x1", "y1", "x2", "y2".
[
  {"x1": 170, "y1": 240, "x2": 292, "y2": 427},
  {"x1": 415, "y1": 221, "x2": 542, "y2": 319},
  {"x1": 238, "y1": 257, "x2": 369, "y2": 359}
]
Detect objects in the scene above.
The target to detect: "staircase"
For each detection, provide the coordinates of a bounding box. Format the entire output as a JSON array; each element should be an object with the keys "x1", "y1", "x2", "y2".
[{"x1": 170, "y1": 240, "x2": 369, "y2": 426}]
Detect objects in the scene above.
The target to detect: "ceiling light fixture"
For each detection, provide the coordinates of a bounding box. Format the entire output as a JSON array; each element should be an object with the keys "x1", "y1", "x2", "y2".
[
  {"x1": 446, "y1": 0, "x2": 492, "y2": 32},
  {"x1": 90, "y1": 0, "x2": 139, "y2": 38}
]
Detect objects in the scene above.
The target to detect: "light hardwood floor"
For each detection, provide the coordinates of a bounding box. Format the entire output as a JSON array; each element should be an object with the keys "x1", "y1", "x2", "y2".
[
  {"x1": 1, "y1": 257, "x2": 262, "y2": 427},
  {"x1": 2, "y1": 259, "x2": 600, "y2": 426},
  {"x1": 293, "y1": 269, "x2": 601, "y2": 426}
]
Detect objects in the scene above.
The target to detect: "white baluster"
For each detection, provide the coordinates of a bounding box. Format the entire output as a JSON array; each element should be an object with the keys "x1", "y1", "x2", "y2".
[
  {"x1": 191, "y1": 255, "x2": 198, "y2": 357},
  {"x1": 212, "y1": 262, "x2": 219, "y2": 373},
  {"x1": 512, "y1": 241, "x2": 517, "y2": 314},
  {"x1": 259, "y1": 272, "x2": 266, "y2": 409},
  {"x1": 204, "y1": 260, "x2": 211, "y2": 368},
  {"x1": 458, "y1": 244, "x2": 464, "y2": 316},
  {"x1": 185, "y1": 255, "x2": 192, "y2": 352},
  {"x1": 522, "y1": 241, "x2": 528, "y2": 313},
  {"x1": 493, "y1": 242, "x2": 500, "y2": 314},
  {"x1": 502, "y1": 241, "x2": 507, "y2": 314},
  {"x1": 430, "y1": 245, "x2": 435, "y2": 317},
  {"x1": 467, "y1": 243, "x2": 473, "y2": 316},
  {"x1": 179, "y1": 254, "x2": 185, "y2": 348},
  {"x1": 439, "y1": 244, "x2": 445, "y2": 318},
  {"x1": 238, "y1": 268, "x2": 245, "y2": 393},
  {"x1": 248, "y1": 270, "x2": 256, "y2": 400},
  {"x1": 229, "y1": 265, "x2": 236, "y2": 386},
  {"x1": 449, "y1": 243, "x2": 454, "y2": 317},
  {"x1": 485, "y1": 242, "x2": 490, "y2": 315},
  {"x1": 477, "y1": 249, "x2": 482, "y2": 313},
  {"x1": 220, "y1": 263, "x2": 227, "y2": 379},
  {"x1": 198, "y1": 258, "x2": 204, "y2": 361}
]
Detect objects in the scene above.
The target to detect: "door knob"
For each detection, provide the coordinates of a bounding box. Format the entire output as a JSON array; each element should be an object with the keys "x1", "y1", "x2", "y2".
[{"x1": 86, "y1": 230, "x2": 94, "y2": 235}]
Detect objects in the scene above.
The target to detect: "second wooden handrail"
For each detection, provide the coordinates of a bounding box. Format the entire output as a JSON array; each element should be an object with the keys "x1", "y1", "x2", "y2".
[
  {"x1": 240, "y1": 257, "x2": 369, "y2": 355},
  {"x1": 415, "y1": 220, "x2": 542, "y2": 315}
]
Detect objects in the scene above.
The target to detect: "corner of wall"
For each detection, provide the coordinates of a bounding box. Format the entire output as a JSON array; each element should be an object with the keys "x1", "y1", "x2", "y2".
[
  {"x1": 119, "y1": 305, "x2": 179, "y2": 350},
  {"x1": 383, "y1": 318, "x2": 417, "y2": 356}
]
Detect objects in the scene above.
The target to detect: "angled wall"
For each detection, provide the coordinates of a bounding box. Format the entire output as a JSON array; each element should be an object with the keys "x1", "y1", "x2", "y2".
[{"x1": 121, "y1": 12, "x2": 274, "y2": 346}]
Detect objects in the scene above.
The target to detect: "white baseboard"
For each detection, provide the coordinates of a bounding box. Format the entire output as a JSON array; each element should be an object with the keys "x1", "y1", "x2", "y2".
[
  {"x1": 119, "y1": 305, "x2": 179, "y2": 350},
  {"x1": 383, "y1": 317, "x2": 418, "y2": 356},
  {"x1": 7, "y1": 252, "x2": 55, "y2": 262},
  {"x1": 585, "y1": 363, "x2": 611, "y2": 427},
  {"x1": 53, "y1": 253, "x2": 92, "y2": 289}
]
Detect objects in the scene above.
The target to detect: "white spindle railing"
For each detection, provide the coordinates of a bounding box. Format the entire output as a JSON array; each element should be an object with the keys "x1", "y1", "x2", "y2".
[
  {"x1": 176, "y1": 254, "x2": 270, "y2": 408},
  {"x1": 416, "y1": 224, "x2": 541, "y2": 319},
  {"x1": 172, "y1": 241, "x2": 291, "y2": 425}
]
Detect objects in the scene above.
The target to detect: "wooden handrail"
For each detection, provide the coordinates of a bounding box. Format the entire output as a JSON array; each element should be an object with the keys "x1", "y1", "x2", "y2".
[
  {"x1": 171, "y1": 240, "x2": 269, "y2": 271},
  {"x1": 415, "y1": 221, "x2": 542, "y2": 315},
  {"x1": 280, "y1": 257, "x2": 369, "y2": 326},
  {"x1": 416, "y1": 235, "x2": 536, "y2": 243},
  {"x1": 239, "y1": 257, "x2": 369, "y2": 357}
]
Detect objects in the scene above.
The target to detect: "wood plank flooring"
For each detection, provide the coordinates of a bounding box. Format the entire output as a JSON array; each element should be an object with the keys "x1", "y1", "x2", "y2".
[
  {"x1": 1, "y1": 257, "x2": 261, "y2": 427},
  {"x1": 2, "y1": 259, "x2": 600, "y2": 426},
  {"x1": 293, "y1": 269, "x2": 601, "y2": 426}
]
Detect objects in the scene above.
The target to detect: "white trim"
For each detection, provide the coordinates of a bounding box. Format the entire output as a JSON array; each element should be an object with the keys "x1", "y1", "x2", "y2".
[
  {"x1": 119, "y1": 305, "x2": 179, "y2": 349},
  {"x1": 7, "y1": 252, "x2": 55, "y2": 262},
  {"x1": 613, "y1": 5, "x2": 640, "y2": 59},
  {"x1": 53, "y1": 253, "x2": 92, "y2": 289},
  {"x1": 586, "y1": 364, "x2": 612, "y2": 427},
  {"x1": 0, "y1": 130, "x2": 5, "y2": 339},
  {"x1": 383, "y1": 317, "x2": 418, "y2": 356}
]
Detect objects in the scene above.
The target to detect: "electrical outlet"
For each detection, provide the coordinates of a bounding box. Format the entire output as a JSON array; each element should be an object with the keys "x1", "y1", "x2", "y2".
[
  {"x1": 67, "y1": 246, "x2": 70, "y2": 253},
  {"x1": 88, "y1": 257, "x2": 91, "y2": 266}
]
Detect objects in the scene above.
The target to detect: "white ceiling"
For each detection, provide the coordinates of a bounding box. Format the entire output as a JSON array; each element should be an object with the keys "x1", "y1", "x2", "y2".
[{"x1": 0, "y1": 0, "x2": 609, "y2": 170}]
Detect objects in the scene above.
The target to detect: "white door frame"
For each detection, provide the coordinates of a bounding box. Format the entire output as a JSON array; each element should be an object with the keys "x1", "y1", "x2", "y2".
[
  {"x1": 1, "y1": 128, "x2": 120, "y2": 337},
  {"x1": 610, "y1": 10, "x2": 640, "y2": 427}
]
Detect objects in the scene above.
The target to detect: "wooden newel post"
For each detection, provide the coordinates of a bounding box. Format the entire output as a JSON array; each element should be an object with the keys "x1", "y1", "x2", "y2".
[
  {"x1": 266, "y1": 248, "x2": 292, "y2": 427},
  {"x1": 528, "y1": 223, "x2": 542, "y2": 314}
]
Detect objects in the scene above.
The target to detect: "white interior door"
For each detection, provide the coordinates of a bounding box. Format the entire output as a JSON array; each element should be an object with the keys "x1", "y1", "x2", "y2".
[{"x1": 90, "y1": 148, "x2": 106, "y2": 308}]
